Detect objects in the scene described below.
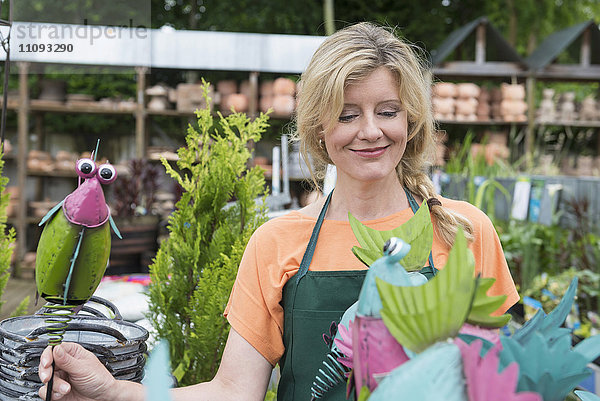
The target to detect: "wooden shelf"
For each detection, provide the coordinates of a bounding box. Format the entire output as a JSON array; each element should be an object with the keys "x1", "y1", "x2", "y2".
[
  {"x1": 437, "y1": 119, "x2": 527, "y2": 126},
  {"x1": 147, "y1": 109, "x2": 195, "y2": 117},
  {"x1": 31, "y1": 102, "x2": 136, "y2": 115},
  {"x1": 534, "y1": 120, "x2": 600, "y2": 128},
  {"x1": 27, "y1": 169, "x2": 77, "y2": 178}
]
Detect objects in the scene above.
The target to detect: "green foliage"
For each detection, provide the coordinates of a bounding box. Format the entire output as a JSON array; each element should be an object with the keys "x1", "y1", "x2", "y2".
[
  {"x1": 444, "y1": 131, "x2": 514, "y2": 223},
  {"x1": 0, "y1": 148, "x2": 18, "y2": 315},
  {"x1": 146, "y1": 80, "x2": 269, "y2": 385},
  {"x1": 350, "y1": 202, "x2": 433, "y2": 270},
  {"x1": 10, "y1": 297, "x2": 31, "y2": 318},
  {"x1": 498, "y1": 220, "x2": 566, "y2": 293}
]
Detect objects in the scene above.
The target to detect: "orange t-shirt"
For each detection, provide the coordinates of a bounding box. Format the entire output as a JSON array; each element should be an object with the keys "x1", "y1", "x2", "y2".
[{"x1": 224, "y1": 197, "x2": 519, "y2": 366}]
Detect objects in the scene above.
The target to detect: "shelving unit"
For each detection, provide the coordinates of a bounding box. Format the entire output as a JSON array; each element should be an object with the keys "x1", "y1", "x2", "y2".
[
  {"x1": 1, "y1": 26, "x2": 326, "y2": 272},
  {"x1": 431, "y1": 17, "x2": 600, "y2": 165}
]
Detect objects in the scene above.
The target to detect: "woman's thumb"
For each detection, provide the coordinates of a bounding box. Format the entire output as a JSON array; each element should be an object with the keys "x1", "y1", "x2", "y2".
[{"x1": 53, "y1": 343, "x2": 82, "y2": 370}]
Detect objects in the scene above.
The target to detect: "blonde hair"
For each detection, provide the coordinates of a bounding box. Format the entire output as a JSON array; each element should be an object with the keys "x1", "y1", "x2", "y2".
[{"x1": 292, "y1": 22, "x2": 473, "y2": 247}]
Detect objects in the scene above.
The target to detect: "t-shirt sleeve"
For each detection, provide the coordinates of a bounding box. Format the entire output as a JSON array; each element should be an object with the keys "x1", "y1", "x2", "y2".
[
  {"x1": 469, "y1": 208, "x2": 520, "y2": 314},
  {"x1": 223, "y1": 228, "x2": 287, "y2": 367}
]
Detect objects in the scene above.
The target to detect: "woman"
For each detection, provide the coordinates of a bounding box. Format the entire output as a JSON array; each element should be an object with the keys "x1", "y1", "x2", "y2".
[{"x1": 38, "y1": 22, "x2": 518, "y2": 401}]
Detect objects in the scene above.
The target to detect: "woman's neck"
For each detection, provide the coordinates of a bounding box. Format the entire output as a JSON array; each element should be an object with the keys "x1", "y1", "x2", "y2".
[{"x1": 324, "y1": 174, "x2": 409, "y2": 221}]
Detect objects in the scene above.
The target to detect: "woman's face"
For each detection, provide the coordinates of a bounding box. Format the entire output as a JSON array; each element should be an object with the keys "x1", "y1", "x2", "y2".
[{"x1": 324, "y1": 66, "x2": 408, "y2": 185}]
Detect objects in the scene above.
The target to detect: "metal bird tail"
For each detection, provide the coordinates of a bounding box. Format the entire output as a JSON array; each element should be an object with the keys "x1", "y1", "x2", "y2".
[
  {"x1": 39, "y1": 302, "x2": 77, "y2": 401},
  {"x1": 310, "y1": 348, "x2": 351, "y2": 399}
]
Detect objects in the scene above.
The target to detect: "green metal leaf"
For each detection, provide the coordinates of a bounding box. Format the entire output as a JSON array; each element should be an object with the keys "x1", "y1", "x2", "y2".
[
  {"x1": 352, "y1": 247, "x2": 381, "y2": 267},
  {"x1": 466, "y1": 277, "x2": 511, "y2": 328},
  {"x1": 377, "y1": 230, "x2": 475, "y2": 353},
  {"x1": 349, "y1": 202, "x2": 433, "y2": 271},
  {"x1": 357, "y1": 386, "x2": 371, "y2": 401}
]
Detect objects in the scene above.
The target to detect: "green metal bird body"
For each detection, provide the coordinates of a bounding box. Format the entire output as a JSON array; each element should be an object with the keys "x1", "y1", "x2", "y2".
[{"x1": 35, "y1": 155, "x2": 121, "y2": 305}]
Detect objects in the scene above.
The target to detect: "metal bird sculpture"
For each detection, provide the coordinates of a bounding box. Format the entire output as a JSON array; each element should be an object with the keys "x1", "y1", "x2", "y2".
[
  {"x1": 143, "y1": 340, "x2": 174, "y2": 401},
  {"x1": 33, "y1": 141, "x2": 121, "y2": 401},
  {"x1": 352, "y1": 237, "x2": 426, "y2": 393},
  {"x1": 36, "y1": 144, "x2": 121, "y2": 305}
]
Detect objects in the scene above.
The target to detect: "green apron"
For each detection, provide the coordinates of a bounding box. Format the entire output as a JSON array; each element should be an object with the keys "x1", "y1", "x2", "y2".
[{"x1": 278, "y1": 189, "x2": 437, "y2": 401}]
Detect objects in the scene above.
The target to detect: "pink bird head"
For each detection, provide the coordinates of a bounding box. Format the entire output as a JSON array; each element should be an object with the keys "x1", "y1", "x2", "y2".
[{"x1": 63, "y1": 158, "x2": 117, "y2": 228}]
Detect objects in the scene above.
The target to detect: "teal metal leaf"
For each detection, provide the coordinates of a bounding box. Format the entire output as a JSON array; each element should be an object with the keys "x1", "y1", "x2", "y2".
[
  {"x1": 143, "y1": 340, "x2": 174, "y2": 401},
  {"x1": 349, "y1": 202, "x2": 433, "y2": 270},
  {"x1": 512, "y1": 277, "x2": 578, "y2": 346},
  {"x1": 368, "y1": 342, "x2": 467, "y2": 401},
  {"x1": 377, "y1": 230, "x2": 475, "y2": 352},
  {"x1": 575, "y1": 390, "x2": 600, "y2": 401},
  {"x1": 499, "y1": 332, "x2": 594, "y2": 401}
]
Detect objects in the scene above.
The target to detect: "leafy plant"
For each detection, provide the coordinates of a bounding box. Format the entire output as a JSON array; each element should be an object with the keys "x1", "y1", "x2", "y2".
[
  {"x1": 146, "y1": 80, "x2": 269, "y2": 385},
  {"x1": 443, "y1": 131, "x2": 513, "y2": 223},
  {"x1": 112, "y1": 159, "x2": 160, "y2": 218},
  {"x1": 0, "y1": 148, "x2": 29, "y2": 313}
]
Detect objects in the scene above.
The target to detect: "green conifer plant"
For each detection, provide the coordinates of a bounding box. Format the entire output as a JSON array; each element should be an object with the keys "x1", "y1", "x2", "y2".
[
  {"x1": 147, "y1": 80, "x2": 270, "y2": 385},
  {"x1": 0, "y1": 147, "x2": 28, "y2": 316}
]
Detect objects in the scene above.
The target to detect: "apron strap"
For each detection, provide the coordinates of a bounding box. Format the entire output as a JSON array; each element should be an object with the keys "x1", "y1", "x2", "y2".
[
  {"x1": 403, "y1": 188, "x2": 437, "y2": 273},
  {"x1": 296, "y1": 190, "x2": 333, "y2": 283}
]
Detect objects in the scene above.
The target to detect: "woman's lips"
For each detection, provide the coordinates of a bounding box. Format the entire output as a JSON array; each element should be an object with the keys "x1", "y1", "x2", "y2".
[{"x1": 351, "y1": 145, "x2": 389, "y2": 158}]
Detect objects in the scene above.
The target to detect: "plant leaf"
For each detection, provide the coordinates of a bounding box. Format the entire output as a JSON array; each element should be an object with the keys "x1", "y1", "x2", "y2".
[{"x1": 349, "y1": 202, "x2": 433, "y2": 270}]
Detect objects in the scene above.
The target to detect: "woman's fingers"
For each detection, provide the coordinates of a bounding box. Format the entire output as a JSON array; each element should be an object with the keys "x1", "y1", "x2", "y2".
[
  {"x1": 39, "y1": 345, "x2": 54, "y2": 383},
  {"x1": 38, "y1": 375, "x2": 71, "y2": 400}
]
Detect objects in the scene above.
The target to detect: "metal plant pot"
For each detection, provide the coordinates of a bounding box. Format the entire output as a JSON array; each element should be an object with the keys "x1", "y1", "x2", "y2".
[{"x1": 0, "y1": 297, "x2": 148, "y2": 400}]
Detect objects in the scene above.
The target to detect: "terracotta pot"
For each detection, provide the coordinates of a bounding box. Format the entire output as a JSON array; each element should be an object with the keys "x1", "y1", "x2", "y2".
[
  {"x1": 216, "y1": 80, "x2": 238, "y2": 97},
  {"x1": 259, "y1": 95, "x2": 273, "y2": 113},
  {"x1": 273, "y1": 77, "x2": 296, "y2": 96},
  {"x1": 272, "y1": 95, "x2": 295, "y2": 116},
  {"x1": 221, "y1": 93, "x2": 249, "y2": 113},
  {"x1": 260, "y1": 81, "x2": 274, "y2": 97}
]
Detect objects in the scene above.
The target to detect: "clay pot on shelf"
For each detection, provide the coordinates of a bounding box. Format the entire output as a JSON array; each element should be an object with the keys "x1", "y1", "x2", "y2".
[
  {"x1": 217, "y1": 80, "x2": 238, "y2": 97},
  {"x1": 220, "y1": 93, "x2": 249, "y2": 113},
  {"x1": 273, "y1": 77, "x2": 296, "y2": 96},
  {"x1": 271, "y1": 95, "x2": 295, "y2": 117},
  {"x1": 38, "y1": 79, "x2": 67, "y2": 102}
]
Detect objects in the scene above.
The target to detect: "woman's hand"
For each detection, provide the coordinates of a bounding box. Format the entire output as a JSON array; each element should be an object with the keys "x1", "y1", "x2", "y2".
[{"x1": 38, "y1": 342, "x2": 139, "y2": 401}]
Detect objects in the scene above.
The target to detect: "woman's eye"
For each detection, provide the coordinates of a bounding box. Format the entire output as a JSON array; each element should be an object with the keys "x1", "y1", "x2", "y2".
[
  {"x1": 338, "y1": 114, "x2": 357, "y2": 122},
  {"x1": 379, "y1": 110, "x2": 398, "y2": 118}
]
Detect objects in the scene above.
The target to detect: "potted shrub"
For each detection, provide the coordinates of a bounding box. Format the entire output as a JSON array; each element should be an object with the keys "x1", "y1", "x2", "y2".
[{"x1": 109, "y1": 158, "x2": 161, "y2": 274}]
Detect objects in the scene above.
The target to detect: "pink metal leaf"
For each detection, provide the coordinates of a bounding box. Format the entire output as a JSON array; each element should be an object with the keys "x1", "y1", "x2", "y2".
[
  {"x1": 456, "y1": 339, "x2": 542, "y2": 401},
  {"x1": 459, "y1": 323, "x2": 501, "y2": 346},
  {"x1": 334, "y1": 322, "x2": 354, "y2": 369},
  {"x1": 352, "y1": 315, "x2": 409, "y2": 393}
]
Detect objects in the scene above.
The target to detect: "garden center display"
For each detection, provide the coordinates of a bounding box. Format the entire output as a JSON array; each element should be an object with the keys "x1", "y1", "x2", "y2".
[
  {"x1": 0, "y1": 143, "x2": 148, "y2": 401},
  {"x1": 309, "y1": 204, "x2": 600, "y2": 400}
]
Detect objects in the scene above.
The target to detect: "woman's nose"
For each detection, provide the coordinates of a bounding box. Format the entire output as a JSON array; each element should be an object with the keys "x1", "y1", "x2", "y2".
[{"x1": 357, "y1": 115, "x2": 383, "y2": 141}]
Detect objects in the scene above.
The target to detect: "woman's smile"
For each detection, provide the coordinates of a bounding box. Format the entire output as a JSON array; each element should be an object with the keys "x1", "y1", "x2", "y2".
[{"x1": 349, "y1": 145, "x2": 390, "y2": 158}]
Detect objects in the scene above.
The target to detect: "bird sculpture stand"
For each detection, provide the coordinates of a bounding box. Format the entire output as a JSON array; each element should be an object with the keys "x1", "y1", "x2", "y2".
[{"x1": 33, "y1": 141, "x2": 121, "y2": 401}]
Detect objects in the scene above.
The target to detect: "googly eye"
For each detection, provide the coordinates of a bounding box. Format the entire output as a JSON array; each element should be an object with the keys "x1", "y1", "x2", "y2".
[
  {"x1": 76, "y1": 158, "x2": 96, "y2": 178},
  {"x1": 383, "y1": 237, "x2": 402, "y2": 256},
  {"x1": 96, "y1": 163, "x2": 117, "y2": 184}
]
